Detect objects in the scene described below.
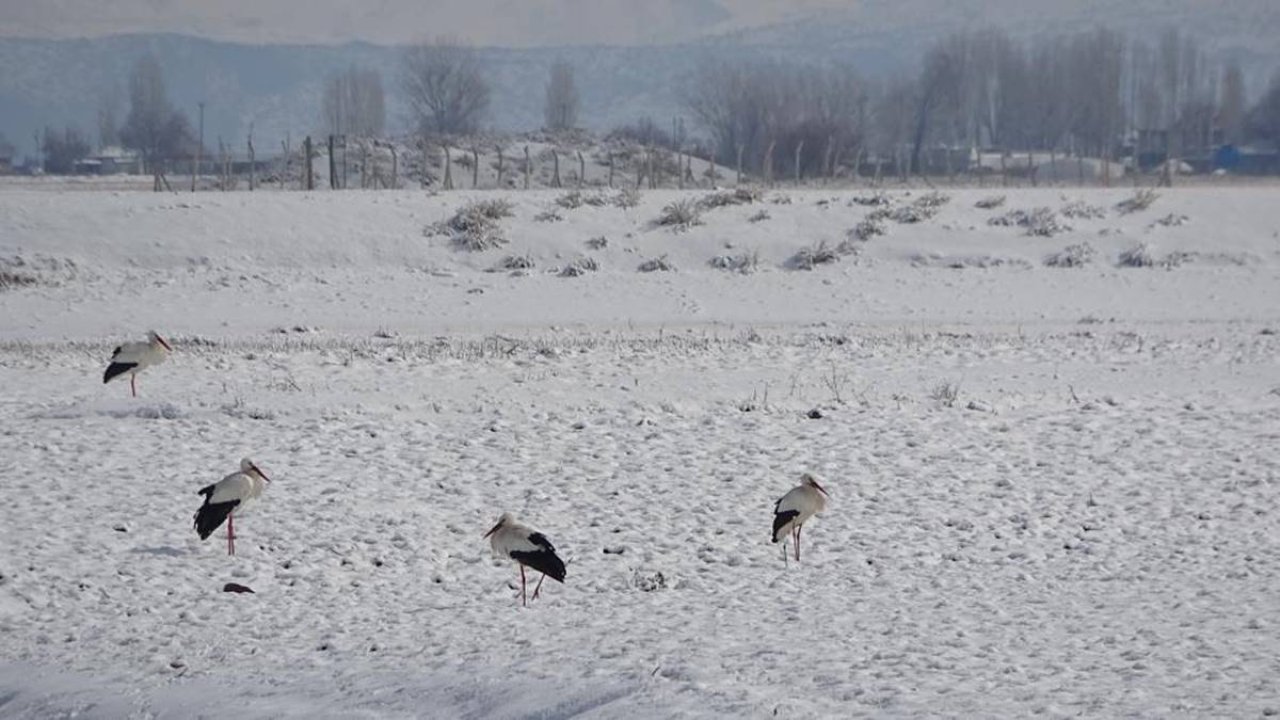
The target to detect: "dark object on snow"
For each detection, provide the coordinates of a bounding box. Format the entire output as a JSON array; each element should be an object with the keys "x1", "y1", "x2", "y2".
[
  {"x1": 807, "y1": 408, "x2": 823, "y2": 419},
  {"x1": 223, "y1": 582, "x2": 255, "y2": 594}
]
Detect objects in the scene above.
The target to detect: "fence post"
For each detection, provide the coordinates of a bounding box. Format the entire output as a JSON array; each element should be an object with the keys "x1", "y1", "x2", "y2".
[
  {"x1": 328, "y1": 135, "x2": 337, "y2": 189},
  {"x1": 577, "y1": 151, "x2": 585, "y2": 189},
  {"x1": 443, "y1": 146, "x2": 453, "y2": 190},
  {"x1": 497, "y1": 148, "x2": 504, "y2": 188},
  {"x1": 763, "y1": 139, "x2": 776, "y2": 187},
  {"x1": 472, "y1": 146, "x2": 479, "y2": 188},
  {"x1": 794, "y1": 140, "x2": 804, "y2": 186},
  {"x1": 523, "y1": 145, "x2": 531, "y2": 189},
  {"x1": 248, "y1": 134, "x2": 255, "y2": 191},
  {"x1": 736, "y1": 144, "x2": 744, "y2": 186}
]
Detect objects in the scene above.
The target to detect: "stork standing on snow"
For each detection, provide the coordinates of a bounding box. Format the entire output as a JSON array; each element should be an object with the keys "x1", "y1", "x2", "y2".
[
  {"x1": 772, "y1": 473, "x2": 830, "y2": 563},
  {"x1": 103, "y1": 330, "x2": 172, "y2": 397},
  {"x1": 484, "y1": 512, "x2": 567, "y2": 607},
  {"x1": 194, "y1": 458, "x2": 271, "y2": 555}
]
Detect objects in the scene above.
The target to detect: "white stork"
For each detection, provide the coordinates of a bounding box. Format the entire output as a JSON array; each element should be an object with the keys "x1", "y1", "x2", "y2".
[
  {"x1": 484, "y1": 512, "x2": 567, "y2": 606},
  {"x1": 771, "y1": 473, "x2": 830, "y2": 563},
  {"x1": 194, "y1": 458, "x2": 271, "y2": 555},
  {"x1": 103, "y1": 330, "x2": 172, "y2": 397}
]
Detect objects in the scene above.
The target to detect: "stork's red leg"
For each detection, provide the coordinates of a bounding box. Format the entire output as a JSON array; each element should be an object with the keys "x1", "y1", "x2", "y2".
[
  {"x1": 520, "y1": 565, "x2": 527, "y2": 607},
  {"x1": 130, "y1": 374, "x2": 137, "y2": 398},
  {"x1": 533, "y1": 573, "x2": 546, "y2": 600},
  {"x1": 796, "y1": 525, "x2": 802, "y2": 562},
  {"x1": 227, "y1": 513, "x2": 235, "y2": 556}
]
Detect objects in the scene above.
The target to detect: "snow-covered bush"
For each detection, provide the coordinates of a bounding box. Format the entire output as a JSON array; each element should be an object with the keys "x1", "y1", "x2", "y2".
[
  {"x1": 975, "y1": 195, "x2": 1006, "y2": 210},
  {"x1": 889, "y1": 192, "x2": 948, "y2": 224},
  {"x1": 654, "y1": 199, "x2": 702, "y2": 231},
  {"x1": 559, "y1": 257, "x2": 598, "y2": 277},
  {"x1": 1116, "y1": 188, "x2": 1159, "y2": 215},
  {"x1": 930, "y1": 380, "x2": 961, "y2": 408},
  {"x1": 534, "y1": 209, "x2": 563, "y2": 223},
  {"x1": 555, "y1": 190, "x2": 584, "y2": 209},
  {"x1": 612, "y1": 188, "x2": 642, "y2": 209},
  {"x1": 788, "y1": 241, "x2": 840, "y2": 270},
  {"x1": 638, "y1": 255, "x2": 676, "y2": 272},
  {"x1": 708, "y1": 251, "x2": 759, "y2": 274},
  {"x1": 585, "y1": 236, "x2": 609, "y2": 250},
  {"x1": 1117, "y1": 243, "x2": 1157, "y2": 267},
  {"x1": 890, "y1": 205, "x2": 931, "y2": 223},
  {"x1": 1060, "y1": 200, "x2": 1107, "y2": 219},
  {"x1": 850, "y1": 192, "x2": 891, "y2": 207},
  {"x1": 747, "y1": 209, "x2": 771, "y2": 223},
  {"x1": 0, "y1": 269, "x2": 39, "y2": 290},
  {"x1": 1024, "y1": 208, "x2": 1071, "y2": 237},
  {"x1": 581, "y1": 190, "x2": 613, "y2": 207},
  {"x1": 493, "y1": 254, "x2": 535, "y2": 271},
  {"x1": 433, "y1": 199, "x2": 514, "y2": 251},
  {"x1": 851, "y1": 218, "x2": 887, "y2": 241},
  {"x1": 1152, "y1": 213, "x2": 1189, "y2": 227},
  {"x1": 699, "y1": 187, "x2": 761, "y2": 210},
  {"x1": 914, "y1": 191, "x2": 951, "y2": 211},
  {"x1": 1044, "y1": 242, "x2": 1096, "y2": 268},
  {"x1": 989, "y1": 207, "x2": 1071, "y2": 237}
]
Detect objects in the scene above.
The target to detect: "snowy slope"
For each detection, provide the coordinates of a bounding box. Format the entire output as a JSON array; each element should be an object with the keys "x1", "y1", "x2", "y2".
[{"x1": 1, "y1": 185, "x2": 1279, "y2": 717}]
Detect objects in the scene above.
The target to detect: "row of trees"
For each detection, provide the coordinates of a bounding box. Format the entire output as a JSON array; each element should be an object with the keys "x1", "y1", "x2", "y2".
[
  {"x1": 319, "y1": 39, "x2": 579, "y2": 138},
  {"x1": 687, "y1": 27, "x2": 1280, "y2": 175},
  {"x1": 35, "y1": 55, "x2": 198, "y2": 173},
  {"x1": 26, "y1": 30, "x2": 1280, "y2": 177}
]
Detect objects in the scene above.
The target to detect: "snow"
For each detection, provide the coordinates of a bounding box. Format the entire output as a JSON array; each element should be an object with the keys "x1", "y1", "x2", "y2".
[{"x1": 1, "y1": 184, "x2": 1279, "y2": 717}]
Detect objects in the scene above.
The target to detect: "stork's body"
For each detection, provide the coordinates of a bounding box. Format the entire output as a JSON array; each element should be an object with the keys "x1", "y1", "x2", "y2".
[
  {"x1": 772, "y1": 473, "x2": 830, "y2": 563},
  {"x1": 194, "y1": 458, "x2": 270, "y2": 555},
  {"x1": 103, "y1": 331, "x2": 172, "y2": 397},
  {"x1": 484, "y1": 513, "x2": 567, "y2": 606}
]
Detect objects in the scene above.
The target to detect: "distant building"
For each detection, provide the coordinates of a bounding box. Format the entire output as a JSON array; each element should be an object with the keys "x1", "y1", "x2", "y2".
[
  {"x1": 0, "y1": 152, "x2": 12, "y2": 175},
  {"x1": 73, "y1": 146, "x2": 142, "y2": 175}
]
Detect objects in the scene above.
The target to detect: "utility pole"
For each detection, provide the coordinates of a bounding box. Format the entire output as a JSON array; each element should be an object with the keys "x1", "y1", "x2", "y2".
[{"x1": 193, "y1": 101, "x2": 205, "y2": 192}]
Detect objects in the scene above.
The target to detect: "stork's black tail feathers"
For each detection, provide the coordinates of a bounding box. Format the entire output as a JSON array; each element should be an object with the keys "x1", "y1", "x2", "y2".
[
  {"x1": 194, "y1": 485, "x2": 238, "y2": 540},
  {"x1": 103, "y1": 361, "x2": 136, "y2": 384},
  {"x1": 772, "y1": 510, "x2": 799, "y2": 543},
  {"x1": 512, "y1": 549, "x2": 567, "y2": 582}
]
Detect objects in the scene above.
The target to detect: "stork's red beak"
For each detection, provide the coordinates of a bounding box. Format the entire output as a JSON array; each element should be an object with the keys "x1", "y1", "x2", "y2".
[
  {"x1": 812, "y1": 479, "x2": 829, "y2": 496},
  {"x1": 156, "y1": 335, "x2": 173, "y2": 352},
  {"x1": 253, "y1": 464, "x2": 271, "y2": 482},
  {"x1": 482, "y1": 521, "x2": 502, "y2": 538}
]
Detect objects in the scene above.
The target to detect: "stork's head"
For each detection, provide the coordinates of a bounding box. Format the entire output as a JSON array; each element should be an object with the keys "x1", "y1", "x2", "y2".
[
  {"x1": 240, "y1": 457, "x2": 271, "y2": 483},
  {"x1": 801, "y1": 473, "x2": 829, "y2": 497},
  {"x1": 148, "y1": 330, "x2": 173, "y2": 352},
  {"x1": 483, "y1": 512, "x2": 515, "y2": 538}
]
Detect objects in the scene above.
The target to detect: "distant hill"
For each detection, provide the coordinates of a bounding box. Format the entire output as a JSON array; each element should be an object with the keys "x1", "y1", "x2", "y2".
[{"x1": 2, "y1": 0, "x2": 1278, "y2": 159}]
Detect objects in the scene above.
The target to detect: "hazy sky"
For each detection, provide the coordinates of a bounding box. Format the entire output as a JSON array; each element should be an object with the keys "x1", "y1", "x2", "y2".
[
  {"x1": 0, "y1": 0, "x2": 844, "y2": 46},
  {"x1": 3, "y1": 0, "x2": 1277, "y2": 49}
]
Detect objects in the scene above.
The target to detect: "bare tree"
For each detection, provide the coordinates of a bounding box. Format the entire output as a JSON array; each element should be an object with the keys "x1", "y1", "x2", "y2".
[
  {"x1": 1246, "y1": 70, "x2": 1280, "y2": 148},
  {"x1": 120, "y1": 55, "x2": 195, "y2": 170},
  {"x1": 544, "y1": 61, "x2": 580, "y2": 131},
  {"x1": 41, "y1": 126, "x2": 90, "y2": 173},
  {"x1": 97, "y1": 90, "x2": 121, "y2": 150},
  {"x1": 1219, "y1": 62, "x2": 1246, "y2": 146},
  {"x1": 322, "y1": 65, "x2": 386, "y2": 137},
  {"x1": 685, "y1": 61, "x2": 868, "y2": 177},
  {"x1": 909, "y1": 41, "x2": 961, "y2": 173},
  {"x1": 401, "y1": 38, "x2": 490, "y2": 136}
]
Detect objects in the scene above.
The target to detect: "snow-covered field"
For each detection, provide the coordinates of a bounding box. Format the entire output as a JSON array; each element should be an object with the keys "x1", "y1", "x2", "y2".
[{"x1": 1, "y1": 186, "x2": 1278, "y2": 718}]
